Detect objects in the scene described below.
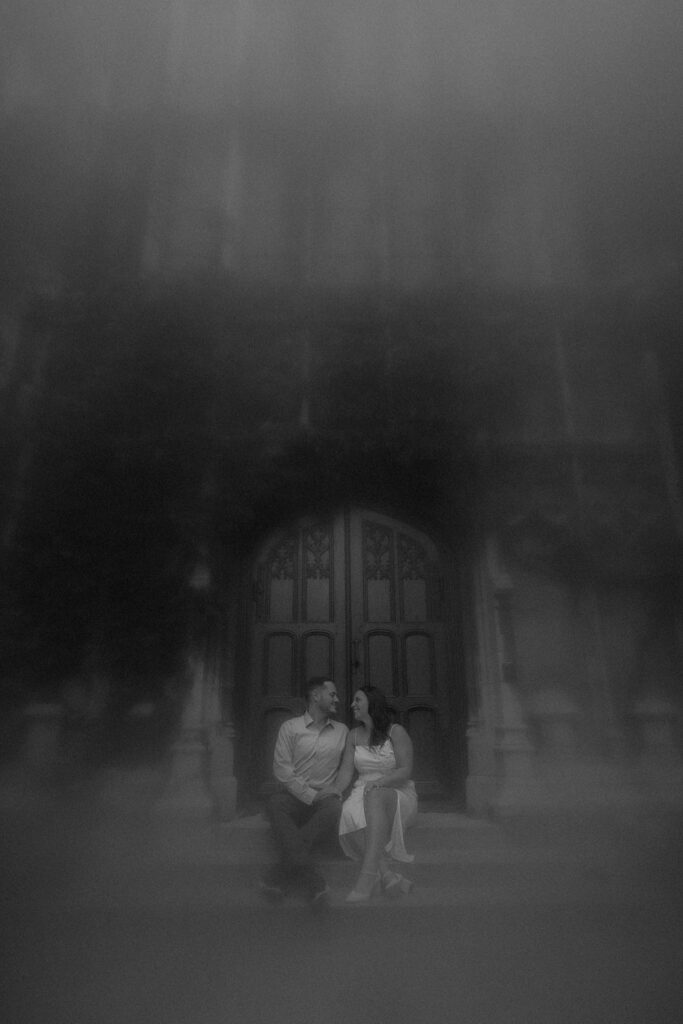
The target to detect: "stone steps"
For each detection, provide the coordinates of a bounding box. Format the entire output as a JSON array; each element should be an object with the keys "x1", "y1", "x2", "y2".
[
  {"x1": 5, "y1": 768, "x2": 681, "y2": 911},
  {"x1": 64, "y1": 807, "x2": 676, "y2": 910},
  {"x1": 61, "y1": 851, "x2": 658, "y2": 911},
  {"x1": 153, "y1": 811, "x2": 511, "y2": 866}
]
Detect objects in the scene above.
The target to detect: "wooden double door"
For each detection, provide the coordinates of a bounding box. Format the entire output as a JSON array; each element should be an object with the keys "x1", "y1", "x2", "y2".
[{"x1": 248, "y1": 508, "x2": 458, "y2": 796}]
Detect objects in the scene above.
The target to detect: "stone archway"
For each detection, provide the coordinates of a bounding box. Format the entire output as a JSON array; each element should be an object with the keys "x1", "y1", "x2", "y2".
[{"x1": 243, "y1": 506, "x2": 466, "y2": 799}]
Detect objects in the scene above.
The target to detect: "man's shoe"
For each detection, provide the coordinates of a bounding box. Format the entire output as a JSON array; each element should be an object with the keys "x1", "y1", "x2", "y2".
[{"x1": 310, "y1": 883, "x2": 331, "y2": 911}]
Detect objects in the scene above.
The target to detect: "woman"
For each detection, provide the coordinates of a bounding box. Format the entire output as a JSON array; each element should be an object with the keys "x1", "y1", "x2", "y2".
[{"x1": 336, "y1": 686, "x2": 418, "y2": 902}]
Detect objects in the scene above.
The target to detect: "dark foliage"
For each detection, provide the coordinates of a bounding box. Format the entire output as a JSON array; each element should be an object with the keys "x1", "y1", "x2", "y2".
[{"x1": 1, "y1": 276, "x2": 681, "y2": 707}]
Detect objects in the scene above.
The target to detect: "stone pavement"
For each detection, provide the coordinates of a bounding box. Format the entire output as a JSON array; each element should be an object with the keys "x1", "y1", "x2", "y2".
[{"x1": 3, "y1": 777, "x2": 681, "y2": 1024}]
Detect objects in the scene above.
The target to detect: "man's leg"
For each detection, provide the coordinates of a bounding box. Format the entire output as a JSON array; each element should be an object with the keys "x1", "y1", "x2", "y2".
[
  {"x1": 296, "y1": 796, "x2": 342, "y2": 900},
  {"x1": 264, "y1": 791, "x2": 312, "y2": 886},
  {"x1": 264, "y1": 792, "x2": 341, "y2": 903},
  {"x1": 298, "y1": 795, "x2": 342, "y2": 855}
]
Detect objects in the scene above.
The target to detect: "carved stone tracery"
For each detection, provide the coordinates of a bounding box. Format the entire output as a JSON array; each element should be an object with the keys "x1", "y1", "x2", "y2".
[
  {"x1": 364, "y1": 522, "x2": 393, "y2": 581},
  {"x1": 268, "y1": 536, "x2": 296, "y2": 580},
  {"x1": 398, "y1": 533, "x2": 427, "y2": 581},
  {"x1": 305, "y1": 525, "x2": 331, "y2": 579}
]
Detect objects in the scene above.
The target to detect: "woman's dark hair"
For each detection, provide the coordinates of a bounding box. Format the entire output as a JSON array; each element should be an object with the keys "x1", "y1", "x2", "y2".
[{"x1": 361, "y1": 686, "x2": 393, "y2": 748}]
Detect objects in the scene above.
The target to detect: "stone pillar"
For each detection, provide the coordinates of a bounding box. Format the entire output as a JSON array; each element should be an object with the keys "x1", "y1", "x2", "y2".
[
  {"x1": 205, "y1": 570, "x2": 239, "y2": 822},
  {"x1": 154, "y1": 553, "x2": 216, "y2": 822},
  {"x1": 465, "y1": 719, "x2": 494, "y2": 817},
  {"x1": 209, "y1": 723, "x2": 238, "y2": 822},
  {"x1": 468, "y1": 535, "x2": 538, "y2": 816},
  {"x1": 153, "y1": 654, "x2": 214, "y2": 820},
  {"x1": 529, "y1": 688, "x2": 586, "y2": 805},
  {"x1": 154, "y1": 552, "x2": 240, "y2": 823},
  {"x1": 465, "y1": 540, "x2": 498, "y2": 815},
  {"x1": 493, "y1": 681, "x2": 537, "y2": 816},
  {"x1": 489, "y1": 540, "x2": 538, "y2": 815}
]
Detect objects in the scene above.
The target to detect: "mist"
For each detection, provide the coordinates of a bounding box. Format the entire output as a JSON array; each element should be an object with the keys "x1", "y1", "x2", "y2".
[
  {"x1": 2, "y1": 1, "x2": 682, "y2": 295},
  {"x1": 2, "y1": 8, "x2": 683, "y2": 1023}
]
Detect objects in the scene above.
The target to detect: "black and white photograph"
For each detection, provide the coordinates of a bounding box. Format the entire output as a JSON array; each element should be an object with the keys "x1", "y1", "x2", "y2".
[{"x1": 1, "y1": 3, "x2": 682, "y2": 1022}]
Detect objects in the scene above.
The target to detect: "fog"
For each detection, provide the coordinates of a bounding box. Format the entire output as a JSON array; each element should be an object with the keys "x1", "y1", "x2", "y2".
[
  {"x1": 2, "y1": 1, "x2": 683, "y2": 769},
  {"x1": 2, "y1": 10, "x2": 683, "y2": 1018},
  {"x1": 3, "y1": 775, "x2": 682, "y2": 1023},
  {"x1": 2, "y1": 1, "x2": 682, "y2": 293}
]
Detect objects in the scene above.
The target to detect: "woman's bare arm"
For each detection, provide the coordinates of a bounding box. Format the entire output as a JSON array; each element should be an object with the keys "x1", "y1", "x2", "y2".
[
  {"x1": 333, "y1": 731, "x2": 357, "y2": 795},
  {"x1": 366, "y1": 725, "x2": 413, "y2": 789}
]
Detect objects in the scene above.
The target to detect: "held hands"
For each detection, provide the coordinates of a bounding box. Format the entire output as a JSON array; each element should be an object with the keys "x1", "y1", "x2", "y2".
[{"x1": 313, "y1": 786, "x2": 342, "y2": 803}]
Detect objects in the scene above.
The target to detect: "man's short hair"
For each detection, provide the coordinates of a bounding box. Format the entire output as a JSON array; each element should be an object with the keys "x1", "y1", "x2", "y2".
[{"x1": 305, "y1": 676, "x2": 332, "y2": 702}]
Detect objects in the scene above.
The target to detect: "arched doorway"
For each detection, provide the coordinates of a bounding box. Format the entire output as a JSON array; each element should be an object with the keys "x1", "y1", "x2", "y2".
[{"x1": 245, "y1": 507, "x2": 465, "y2": 800}]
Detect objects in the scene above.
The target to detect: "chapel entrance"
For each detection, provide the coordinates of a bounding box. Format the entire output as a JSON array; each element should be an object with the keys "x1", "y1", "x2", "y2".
[{"x1": 247, "y1": 508, "x2": 463, "y2": 798}]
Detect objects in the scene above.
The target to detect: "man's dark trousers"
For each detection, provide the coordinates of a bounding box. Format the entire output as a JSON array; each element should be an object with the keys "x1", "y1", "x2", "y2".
[{"x1": 265, "y1": 790, "x2": 341, "y2": 893}]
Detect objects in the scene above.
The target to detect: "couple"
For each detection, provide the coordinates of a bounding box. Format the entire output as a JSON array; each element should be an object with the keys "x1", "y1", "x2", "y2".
[{"x1": 261, "y1": 677, "x2": 417, "y2": 906}]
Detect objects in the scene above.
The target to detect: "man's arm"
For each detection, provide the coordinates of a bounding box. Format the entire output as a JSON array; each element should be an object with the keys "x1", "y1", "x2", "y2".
[{"x1": 272, "y1": 721, "x2": 317, "y2": 804}]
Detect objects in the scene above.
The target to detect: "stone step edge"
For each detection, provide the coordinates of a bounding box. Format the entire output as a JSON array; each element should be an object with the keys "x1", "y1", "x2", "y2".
[
  {"x1": 55, "y1": 865, "x2": 659, "y2": 912},
  {"x1": 147, "y1": 848, "x2": 619, "y2": 867}
]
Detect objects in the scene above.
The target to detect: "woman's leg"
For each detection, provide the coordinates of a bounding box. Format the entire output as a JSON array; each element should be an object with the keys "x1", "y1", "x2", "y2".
[
  {"x1": 348, "y1": 788, "x2": 397, "y2": 897},
  {"x1": 342, "y1": 829, "x2": 366, "y2": 861}
]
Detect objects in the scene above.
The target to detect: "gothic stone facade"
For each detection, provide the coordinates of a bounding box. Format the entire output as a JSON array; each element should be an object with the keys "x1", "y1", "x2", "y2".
[{"x1": 3, "y1": 2, "x2": 682, "y2": 816}]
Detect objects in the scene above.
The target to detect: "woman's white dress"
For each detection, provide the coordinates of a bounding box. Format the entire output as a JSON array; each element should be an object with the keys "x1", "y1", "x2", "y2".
[{"x1": 338, "y1": 727, "x2": 418, "y2": 863}]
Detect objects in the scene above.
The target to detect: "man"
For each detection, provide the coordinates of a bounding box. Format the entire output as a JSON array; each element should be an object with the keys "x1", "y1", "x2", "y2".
[{"x1": 261, "y1": 677, "x2": 348, "y2": 906}]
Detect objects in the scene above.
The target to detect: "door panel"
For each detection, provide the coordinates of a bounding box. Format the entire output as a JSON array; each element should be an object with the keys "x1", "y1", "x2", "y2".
[
  {"x1": 251, "y1": 516, "x2": 347, "y2": 792},
  {"x1": 405, "y1": 706, "x2": 440, "y2": 783},
  {"x1": 250, "y1": 508, "x2": 453, "y2": 795},
  {"x1": 348, "y1": 511, "x2": 449, "y2": 795},
  {"x1": 263, "y1": 632, "x2": 295, "y2": 694}
]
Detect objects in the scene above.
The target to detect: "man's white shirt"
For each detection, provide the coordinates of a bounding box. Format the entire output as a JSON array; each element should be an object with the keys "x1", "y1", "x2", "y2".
[{"x1": 273, "y1": 712, "x2": 348, "y2": 804}]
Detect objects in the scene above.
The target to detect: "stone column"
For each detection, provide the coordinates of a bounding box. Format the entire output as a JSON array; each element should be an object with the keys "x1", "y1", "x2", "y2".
[
  {"x1": 488, "y1": 539, "x2": 540, "y2": 815},
  {"x1": 205, "y1": 583, "x2": 239, "y2": 822},
  {"x1": 154, "y1": 551, "x2": 240, "y2": 823},
  {"x1": 465, "y1": 541, "x2": 498, "y2": 815},
  {"x1": 153, "y1": 558, "x2": 215, "y2": 821},
  {"x1": 468, "y1": 535, "x2": 537, "y2": 816},
  {"x1": 153, "y1": 653, "x2": 214, "y2": 820},
  {"x1": 493, "y1": 681, "x2": 537, "y2": 816},
  {"x1": 209, "y1": 721, "x2": 238, "y2": 822}
]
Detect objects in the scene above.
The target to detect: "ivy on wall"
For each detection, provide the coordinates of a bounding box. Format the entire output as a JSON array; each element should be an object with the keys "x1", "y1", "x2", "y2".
[{"x1": 1, "y1": 278, "x2": 680, "y2": 698}]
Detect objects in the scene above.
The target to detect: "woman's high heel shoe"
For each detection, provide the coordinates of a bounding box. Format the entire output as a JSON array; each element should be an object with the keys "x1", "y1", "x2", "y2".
[
  {"x1": 381, "y1": 870, "x2": 414, "y2": 897},
  {"x1": 345, "y1": 870, "x2": 381, "y2": 904}
]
